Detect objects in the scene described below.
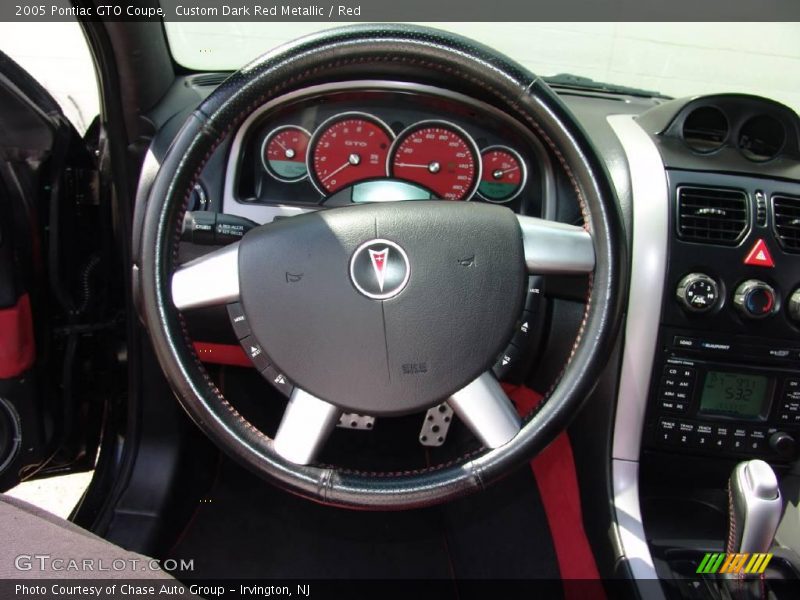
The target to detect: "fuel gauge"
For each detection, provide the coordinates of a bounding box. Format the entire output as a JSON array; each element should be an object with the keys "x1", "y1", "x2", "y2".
[
  {"x1": 477, "y1": 146, "x2": 526, "y2": 203},
  {"x1": 262, "y1": 125, "x2": 311, "y2": 182}
]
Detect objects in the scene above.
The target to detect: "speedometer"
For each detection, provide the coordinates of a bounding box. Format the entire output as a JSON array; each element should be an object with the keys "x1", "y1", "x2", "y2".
[
  {"x1": 309, "y1": 112, "x2": 394, "y2": 195},
  {"x1": 388, "y1": 121, "x2": 480, "y2": 201}
]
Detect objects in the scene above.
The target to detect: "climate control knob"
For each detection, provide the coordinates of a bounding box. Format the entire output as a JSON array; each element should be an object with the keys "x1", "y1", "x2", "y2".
[
  {"x1": 733, "y1": 280, "x2": 777, "y2": 319},
  {"x1": 789, "y1": 288, "x2": 800, "y2": 323},
  {"x1": 676, "y1": 273, "x2": 719, "y2": 313}
]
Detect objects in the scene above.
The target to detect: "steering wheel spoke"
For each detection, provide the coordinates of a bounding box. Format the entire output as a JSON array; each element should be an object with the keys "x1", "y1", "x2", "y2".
[
  {"x1": 448, "y1": 372, "x2": 521, "y2": 448},
  {"x1": 516, "y1": 215, "x2": 595, "y2": 274},
  {"x1": 273, "y1": 388, "x2": 342, "y2": 465},
  {"x1": 171, "y1": 243, "x2": 240, "y2": 310}
]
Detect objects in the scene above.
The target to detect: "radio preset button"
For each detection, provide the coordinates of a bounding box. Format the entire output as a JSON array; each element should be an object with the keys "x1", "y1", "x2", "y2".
[
  {"x1": 712, "y1": 431, "x2": 730, "y2": 450},
  {"x1": 695, "y1": 424, "x2": 713, "y2": 449},
  {"x1": 746, "y1": 429, "x2": 767, "y2": 453},
  {"x1": 731, "y1": 428, "x2": 748, "y2": 452},
  {"x1": 657, "y1": 419, "x2": 678, "y2": 444},
  {"x1": 677, "y1": 422, "x2": 695, "y2": 446}
]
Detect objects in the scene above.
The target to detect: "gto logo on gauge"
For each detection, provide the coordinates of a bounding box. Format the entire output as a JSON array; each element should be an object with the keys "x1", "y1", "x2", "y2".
[{"x1": 349, "y1": 239, "x2": 410, "y2": 300}]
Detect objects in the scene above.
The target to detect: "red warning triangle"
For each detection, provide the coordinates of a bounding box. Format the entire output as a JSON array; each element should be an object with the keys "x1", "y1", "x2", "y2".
[{"x1": 743, "y1": 238, "x2": 775, "y2": 268}]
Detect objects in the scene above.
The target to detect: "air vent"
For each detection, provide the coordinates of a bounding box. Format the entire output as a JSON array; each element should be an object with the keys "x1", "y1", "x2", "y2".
[
  {"x1": 676, "y1": 186, "x2": 749, "y2": 245},
  {"x1": 773, "y1": 194, "x2": 800, "y2": 252},
  {"x1": 682, "y1": 106, "x2": 728, "y2": 153}
]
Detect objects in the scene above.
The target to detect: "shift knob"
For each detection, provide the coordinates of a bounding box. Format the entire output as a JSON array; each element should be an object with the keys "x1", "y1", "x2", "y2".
[{"x1": 727, "y1": 459, "x2": 782, "y2": 554}]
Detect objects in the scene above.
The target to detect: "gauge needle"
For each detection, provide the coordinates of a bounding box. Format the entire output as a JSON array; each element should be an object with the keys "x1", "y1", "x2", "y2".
[
  {"x1": 321, "y1": 162, "x2": 349, "y2": 183},
  {"x1": 395, "y1": 161, "x2": 441, "y2": 173},
  {"x1": 492, "y1": 165, "x2": 519, "y2": 179}
]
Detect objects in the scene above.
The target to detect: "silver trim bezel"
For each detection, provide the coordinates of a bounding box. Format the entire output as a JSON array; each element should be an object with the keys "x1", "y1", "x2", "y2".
[
  {"x1": 260, "y1": 124, "x2": 312, "y2": 183},
  {"x1": 386, "y1": 119, "x2": 482, "y2": 201},
  {"x1": 306, "y1": 111, "x2": 396, "y2": 196},
  {"x1": 607, "y1": 113, "x2": 670, "y2": 595},
  {"x1": 476, "y1": 145, "x2": 528, "y2": 204}
]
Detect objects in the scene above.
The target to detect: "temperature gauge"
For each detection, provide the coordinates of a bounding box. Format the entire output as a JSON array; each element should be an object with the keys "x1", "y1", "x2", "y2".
[
  {"x1": 261, "y1": 125, "x2": 311, "y2": 182},
  {"x1": 477, "y1": 146, "x2": 526, "y2": 203}
]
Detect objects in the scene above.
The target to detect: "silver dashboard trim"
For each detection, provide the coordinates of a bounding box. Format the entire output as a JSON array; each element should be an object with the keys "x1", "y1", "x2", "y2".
[
  {"x1": 221, "y1": 80, "x2": 557, "y2": 224},
  {"x1": 607, "y1": 113, "x2": 670, "y2": 593}
]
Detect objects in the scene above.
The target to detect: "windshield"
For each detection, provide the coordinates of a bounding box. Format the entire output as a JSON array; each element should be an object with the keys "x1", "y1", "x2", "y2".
[{"x1": 164, "y1": 22, "x2": 800, "y2": 113}]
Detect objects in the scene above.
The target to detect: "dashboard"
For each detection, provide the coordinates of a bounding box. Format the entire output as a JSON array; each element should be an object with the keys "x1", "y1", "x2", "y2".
[
  {"x1": 135, "y1": 66, "x2": 800, "y2": 596},
  {"x1": 218, "y1": 82, "x2": 554, "y2": 224}
]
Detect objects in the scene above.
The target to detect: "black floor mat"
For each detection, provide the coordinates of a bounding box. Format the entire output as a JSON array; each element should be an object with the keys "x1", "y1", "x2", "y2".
[{"x1": 167, "y1": 457, "x2": 560, "y2": 581}]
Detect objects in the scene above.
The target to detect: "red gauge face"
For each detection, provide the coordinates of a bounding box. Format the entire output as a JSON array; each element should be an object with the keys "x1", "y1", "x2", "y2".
[
  {"x1": 262, "y1": 126, "x2": 310, "y2": 182},
  {"x1": 389, "y1": 123, "x2": 479, "y2": 200},
  {"x1": 478, "y1": 147, "x2": 526, "y2": 203},
  {"x1": 310, "y1": 115, "x2": 393, "y2": 194}
]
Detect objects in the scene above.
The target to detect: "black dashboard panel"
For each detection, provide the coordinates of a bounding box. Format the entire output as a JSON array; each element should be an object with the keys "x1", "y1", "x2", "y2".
[{"x1": 638, "y1": 93, "x2": 800, "y2": 180}]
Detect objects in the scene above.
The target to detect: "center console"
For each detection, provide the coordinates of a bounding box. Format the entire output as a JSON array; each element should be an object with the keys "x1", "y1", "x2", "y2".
[{"x1": 643, "y1": 170, "x2": 800, "y2": 465}]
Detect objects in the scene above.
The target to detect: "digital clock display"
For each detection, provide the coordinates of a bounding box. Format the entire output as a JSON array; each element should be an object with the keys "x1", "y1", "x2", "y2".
[{"x1": 698, "y1": 371, "x2": 772, "y2": 420}]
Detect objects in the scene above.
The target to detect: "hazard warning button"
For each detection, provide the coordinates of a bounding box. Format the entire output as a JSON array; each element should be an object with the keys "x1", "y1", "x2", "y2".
[{"x1": 743, "y1": 239, "x2": 775, "y2": 268}]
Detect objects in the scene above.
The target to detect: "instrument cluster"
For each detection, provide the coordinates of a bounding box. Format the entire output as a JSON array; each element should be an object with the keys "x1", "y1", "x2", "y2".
[{"x1": 229, "y1": 84, "x2": 550, "y2": 214}]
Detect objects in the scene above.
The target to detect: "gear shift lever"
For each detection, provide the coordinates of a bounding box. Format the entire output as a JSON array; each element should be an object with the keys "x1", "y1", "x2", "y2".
[{"x1": 728, "y1": 459, "x2": 782, "y2": 555}]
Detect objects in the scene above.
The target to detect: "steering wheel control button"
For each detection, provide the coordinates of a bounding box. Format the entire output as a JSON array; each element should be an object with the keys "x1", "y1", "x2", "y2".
[
  {"x1": 743, "y1": 238, "x2": 775, "y2": 268},
  {"x1": 493, "y1": 343, "x2": 523, "y2": 379},
  {"x1": 419, "y1": 403, "x2": 454, "y2": 447},
  {"x1": 733, "y1": 279, "x2": 777, "y2": 318},
  {"x1": 227, "y1": 303, "x2": 251, "y2": 339},
  {"x1": 511, "y1": 312, "x2": 534, "y2": 348},
  {"x1": 676, "y1": 273, "x2": 719, "y2": 313},
  {"x1": 262, "y1": 365, "x2": 294, "y2": 397},
  {"x1": 239, "y1": 335, "x2": 270, "y2": 371},
  {"x1": 349, "y1": 239, "x2": 411, "y2": 300},
  {"x1": 524, "y1": 275, "x2": 544, "y2": 311}
]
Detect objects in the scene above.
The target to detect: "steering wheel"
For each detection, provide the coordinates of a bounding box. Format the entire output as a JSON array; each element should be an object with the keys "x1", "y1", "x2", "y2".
[{"x1": 138, "y1": 24, "x2": 625, "y2": 509}]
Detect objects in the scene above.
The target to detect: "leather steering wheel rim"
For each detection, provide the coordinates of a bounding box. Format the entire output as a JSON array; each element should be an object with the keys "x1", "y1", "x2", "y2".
[{"x1": 138, "y1": 24, "x2": 626, "y2": 509}]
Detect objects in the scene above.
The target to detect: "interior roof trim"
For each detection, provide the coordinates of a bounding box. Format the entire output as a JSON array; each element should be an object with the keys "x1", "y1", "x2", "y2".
[{"x1": 607, "y1": 113, "x2": 670, "y2": 594}]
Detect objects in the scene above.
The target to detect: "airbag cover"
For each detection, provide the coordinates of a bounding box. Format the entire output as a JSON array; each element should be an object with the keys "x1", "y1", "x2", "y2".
[{"x1": 238, "y1": 201, "x2": 525, "y2": 415}]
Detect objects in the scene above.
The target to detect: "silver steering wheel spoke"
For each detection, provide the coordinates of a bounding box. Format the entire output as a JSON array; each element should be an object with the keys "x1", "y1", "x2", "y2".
[
  {"x1": 516, "y1": 215, "x2": 595, "y2": 274},
  {"x1": 448, "y1": 372, "x2": 521, "y2": 448},
  {"x1": 273, "y1": 388, "x2": 342, "y2": 465},
  {"x1": 171, "y1": 242, "x2": 241, "y2": 310}
]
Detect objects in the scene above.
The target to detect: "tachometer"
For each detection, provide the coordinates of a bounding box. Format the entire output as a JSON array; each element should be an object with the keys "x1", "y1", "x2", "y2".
[
  {"x1": 477, "y1": 146, "x2": 526, "y2": 203},
  {"x1": 261, "y1": 125, "x2": 311, "y2": 182},
  {"x1": 309, "y1": 112, "x2": 394, "y2": 195},
  {"x1": 388, "y1": 121, "x2": 480, "y2": 201}
]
